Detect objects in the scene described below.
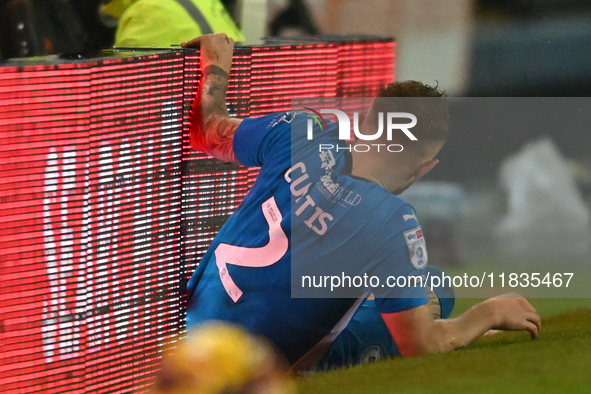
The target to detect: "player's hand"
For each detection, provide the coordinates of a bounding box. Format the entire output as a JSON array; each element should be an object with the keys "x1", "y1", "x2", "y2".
[
  {"x1": 485, "y1": 292, "x2": 541, "y2": 339},
  {"x1": 181, "y1": 33, "x2": 234, "y2": 75}
]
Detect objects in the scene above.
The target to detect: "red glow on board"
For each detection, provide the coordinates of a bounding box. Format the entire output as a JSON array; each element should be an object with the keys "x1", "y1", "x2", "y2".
[{"x1": 0, "y1": 39, "x2": 394, "y2": 394}]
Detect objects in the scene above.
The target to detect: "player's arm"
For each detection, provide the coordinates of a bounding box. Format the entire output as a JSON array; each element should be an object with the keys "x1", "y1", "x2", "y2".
[
  {"x1": 381, "y1": 293, "x2": 541, "y2": 356},
  {"x1": 182, "y1": 34, "x2": 242, "y2": 164}
]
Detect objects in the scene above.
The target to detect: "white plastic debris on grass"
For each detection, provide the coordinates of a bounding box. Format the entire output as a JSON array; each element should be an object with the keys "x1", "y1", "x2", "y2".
[{"x1": 496, "y1": 138, "x2": 591, "y2": 267}]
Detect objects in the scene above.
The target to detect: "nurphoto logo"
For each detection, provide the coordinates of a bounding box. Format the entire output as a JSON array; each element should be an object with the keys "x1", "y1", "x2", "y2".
[{"x1": 303, "y1": 107, "x2": 418, "y2": 153}]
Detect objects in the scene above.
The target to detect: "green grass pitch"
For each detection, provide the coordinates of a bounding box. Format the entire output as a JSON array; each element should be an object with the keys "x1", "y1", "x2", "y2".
[{"x1": 296, "y1": 298, "x2": 591, "y2": 394}]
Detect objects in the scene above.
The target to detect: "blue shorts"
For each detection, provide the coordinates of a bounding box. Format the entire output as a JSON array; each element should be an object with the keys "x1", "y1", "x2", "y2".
[{"x1": 315, "y1": 266, "x2": 455, "y2": 371}]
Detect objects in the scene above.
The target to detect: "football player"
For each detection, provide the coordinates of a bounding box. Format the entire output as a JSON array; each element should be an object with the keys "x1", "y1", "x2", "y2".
[{"x1": 181, "y1": 34, "x2": 541, "y2": 372}]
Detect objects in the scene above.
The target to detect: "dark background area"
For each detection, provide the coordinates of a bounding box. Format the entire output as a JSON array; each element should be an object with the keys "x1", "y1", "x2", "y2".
[
  {"x1": 477, "y1": 0, "x2": 591, "y2": 19},
  {"x1": 431, "y1": 98, "x2": 591, "y2": 183},
  {"x1": 69, "y1": 0, "x2": 115, "y2": 50},
  {"x1": 0, "y1": 0, "x2": 240, "y2": 57},
  {"x1": 441, "y1": 0, "x2": 591, "y2": 183}
]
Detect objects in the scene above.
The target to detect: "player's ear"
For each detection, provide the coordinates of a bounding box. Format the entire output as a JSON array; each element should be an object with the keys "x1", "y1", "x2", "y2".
[{"x1": 415, "y1": 159, "x2": 438, "y2": 180}]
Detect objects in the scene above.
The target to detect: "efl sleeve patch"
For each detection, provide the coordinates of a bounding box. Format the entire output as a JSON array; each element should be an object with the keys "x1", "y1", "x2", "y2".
[{"x1": 403, "y1": 226, "x2": 428, "y2": 270}]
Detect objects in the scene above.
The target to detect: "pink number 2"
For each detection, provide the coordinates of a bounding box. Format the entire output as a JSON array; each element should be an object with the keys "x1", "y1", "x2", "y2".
[{"x1": 215, "y1": 196, "x2": 289, "y2": 302}]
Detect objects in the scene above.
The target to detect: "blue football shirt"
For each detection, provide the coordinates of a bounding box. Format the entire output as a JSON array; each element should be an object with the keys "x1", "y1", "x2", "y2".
[{"x1": 186, "y1": 112, "x2": 429, "y2": 364}]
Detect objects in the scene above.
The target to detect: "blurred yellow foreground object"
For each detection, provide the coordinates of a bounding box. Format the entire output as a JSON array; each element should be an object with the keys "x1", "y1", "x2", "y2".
[{"x1": 150, "y1": 322, "x2": 296, "y2": 394}]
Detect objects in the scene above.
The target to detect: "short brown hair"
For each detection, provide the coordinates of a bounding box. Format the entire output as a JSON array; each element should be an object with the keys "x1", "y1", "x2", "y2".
[
  {"x1": 373, "y1": 80, "x2": 449, "y2": 142},
  {"x1": 377, "y1": 80, "x2": 446, "y2": 98}
]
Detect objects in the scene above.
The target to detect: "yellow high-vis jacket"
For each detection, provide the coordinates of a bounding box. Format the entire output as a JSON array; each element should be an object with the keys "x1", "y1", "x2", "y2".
[{"x1": 101, "y1": 0, "x2": 244, "y2": 47}]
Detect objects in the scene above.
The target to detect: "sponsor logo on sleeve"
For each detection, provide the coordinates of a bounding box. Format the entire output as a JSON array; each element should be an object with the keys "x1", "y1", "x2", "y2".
[
  {"x1": 403, "y1": 212, "x2": 417, "y2": 222},
  {"x1": 403, "y1": 227, "x2": 428, "y2": 269}
]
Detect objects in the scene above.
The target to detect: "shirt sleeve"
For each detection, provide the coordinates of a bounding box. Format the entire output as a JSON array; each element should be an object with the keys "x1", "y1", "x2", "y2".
[
  {"x1": 233, "y1": 112, "x2": 292, "y2": 168},
  {"x1": 370, "y1": 204, "x2": 430, "y2": 314}
]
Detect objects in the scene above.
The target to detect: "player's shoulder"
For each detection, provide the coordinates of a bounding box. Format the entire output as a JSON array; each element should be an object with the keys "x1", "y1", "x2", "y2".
[
  {"x1": 383, "y1": 194, "x2": 419, "y2": 227},
  {"x1": 237, "y1": 111, "x2": 312, "y2": 136},
  {"x1": 340, "y1": 177, "x2": 420, "y2": 227},
  {"x1": 385, "y1": 192, "x2": 415, "y2": 213},
  {"x1": 347, "y1": 177, "x2": 414, "y2": 212},
  {"x1": 364, "y1": 186, "x2": 419, "y2": 227},
  {"x1": 258, "y1": 111, "x2": 339, "y2": 131}
]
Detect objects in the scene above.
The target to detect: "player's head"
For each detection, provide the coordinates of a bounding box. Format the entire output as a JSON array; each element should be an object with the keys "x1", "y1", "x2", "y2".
[
  {"x1": 352, "y1": 81, "x2": 449, "y2": 194},
  {"x1": 373, "y1": 81, "x2": 448, "y2": 139}
]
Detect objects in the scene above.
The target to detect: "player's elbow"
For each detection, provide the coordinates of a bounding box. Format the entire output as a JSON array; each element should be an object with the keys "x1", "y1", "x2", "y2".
[
  {"x1": 189, "y1": 100, "x2": 209, "y2": 152},
  {"x1": 397, "y1": 337, "x2": 453, "y2": 357},
  {"x1": 188, "y1": 112, "x2": 223, "y2": 155},
  {"x1": 189, "y1": 115, "x2": 241, "y2": 163},
  {"x1": 382, "y1": 305, "x2": 456, "y2": 358},
  {"x1": 395, "y1": 324, "x2": 454, "y2": 357},
  {"x1": 189, "y1": 120, "x2": 212, "y2": 155}
]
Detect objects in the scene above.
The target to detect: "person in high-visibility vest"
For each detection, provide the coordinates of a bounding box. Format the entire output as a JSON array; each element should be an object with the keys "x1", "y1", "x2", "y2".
[{"x1": 100, "y1": 0, "x2": 244, "y2": 47}]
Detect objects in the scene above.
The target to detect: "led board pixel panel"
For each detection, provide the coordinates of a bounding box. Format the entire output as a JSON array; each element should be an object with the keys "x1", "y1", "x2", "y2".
[
  {"x1": 1, "y1": 60, "x2": 92, "y2": 394},
  {"x1": 0, "y1": 38, "x2": 395, "y2": 394},
  {"x1": 249, "y1": 42, "x2": 339, "y2": 115},
  {"x1": 1, "y1": 51, "x2": 185, "y2": 394},
  {"x1": 84, "y1": 52, "x2": 184, "y2": 394},
  {"x1": 336, "y1": 38, "x2": 395, "y2": 97}
]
